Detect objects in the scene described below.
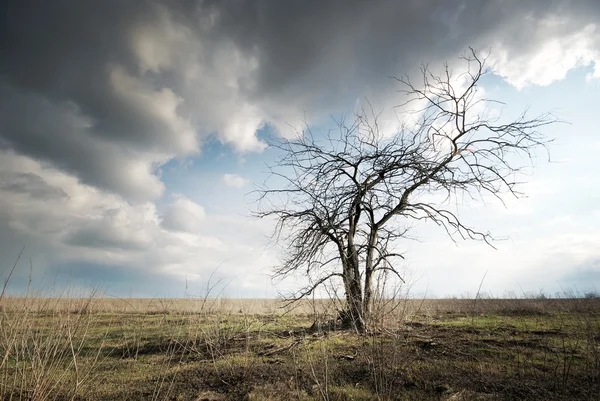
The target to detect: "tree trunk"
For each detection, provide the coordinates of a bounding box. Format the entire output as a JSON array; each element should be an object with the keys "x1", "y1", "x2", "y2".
[
  {"x1": 363, "y1": 231, "x2": 378, "y2": 323},
  {"x1": 363, "y1": 269, "x2": 373, "y2": 319},
  {"x1": 341, "y1": 255, "x2": 365, "y2": 332},
  {"x1": 342, "y1": 281, "x2": 365, "y2": 332}
]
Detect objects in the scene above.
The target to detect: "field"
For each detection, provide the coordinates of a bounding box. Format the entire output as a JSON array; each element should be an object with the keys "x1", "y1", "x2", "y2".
[{"x1": 1, "y1": 296, "x2": 600, "y2": 401}]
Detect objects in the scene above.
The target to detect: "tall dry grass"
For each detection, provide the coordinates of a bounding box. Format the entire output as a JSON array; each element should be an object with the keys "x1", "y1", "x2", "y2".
[
  {"x1": 0, "y1": 253, "x2": 106, "y2": 400},
  {"x1": 0, "y1": 255, "x2": 279, "y2": 400}
]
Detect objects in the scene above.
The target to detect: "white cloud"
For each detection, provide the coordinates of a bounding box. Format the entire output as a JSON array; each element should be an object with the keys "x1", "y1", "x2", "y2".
[
  {"x1": 161, "y1": 195, "x2": 206, "y2": 233},
  {"x1": 488, "y1": 23, "x2": 600, "y2": 89},
  {"x1": 223, "y1": 173, "x2": 250, "y2": 189}
]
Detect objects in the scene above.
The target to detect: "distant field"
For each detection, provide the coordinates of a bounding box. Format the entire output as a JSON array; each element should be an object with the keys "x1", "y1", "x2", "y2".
[
  {"x1": 1, "y1": 297, "x2": 599, "y2": 400},
  {"x1": 2, "y1": 296, "x2": 599, "y2": 314}
]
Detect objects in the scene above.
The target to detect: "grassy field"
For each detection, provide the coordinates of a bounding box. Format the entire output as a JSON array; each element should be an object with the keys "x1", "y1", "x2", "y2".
[{"x1": 1, "y1": 296, "x2": 599, "y2": 400}]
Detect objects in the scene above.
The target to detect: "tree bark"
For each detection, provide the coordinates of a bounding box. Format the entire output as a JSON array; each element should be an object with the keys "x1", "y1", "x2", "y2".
[
  {"x1": 363, "y1": 230, "x2": 378, "y2": 320},
  {"x1": 341, "y1": 242, "x2": 365, "y2": 332}
]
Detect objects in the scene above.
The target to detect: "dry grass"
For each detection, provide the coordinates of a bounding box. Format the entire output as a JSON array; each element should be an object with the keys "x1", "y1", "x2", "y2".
[{"x1": 3, "y1": 297, "x2": 597, "y2": 316}]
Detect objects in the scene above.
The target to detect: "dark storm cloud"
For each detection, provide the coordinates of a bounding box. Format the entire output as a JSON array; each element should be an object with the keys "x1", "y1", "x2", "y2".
[
  {"x1": 195, "y1": 0, "x2": 453, "y2": 98},
  {"x1": 182, "y1": 0, "x2": 600, "y2": 102},
  {"x1": 0, "y1": 1, "x2": 180, "y2": 150},
  {"x1": 1, "y1": 0, "x2": 194, "y2": 200},
  {"x1": 1, "y1": 1, "x2": 140, "y2": 95}
]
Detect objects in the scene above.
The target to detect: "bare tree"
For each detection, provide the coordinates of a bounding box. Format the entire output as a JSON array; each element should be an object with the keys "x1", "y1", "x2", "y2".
[{"x1": 256, "y1": 49, "x2": 556, "y2": 332}]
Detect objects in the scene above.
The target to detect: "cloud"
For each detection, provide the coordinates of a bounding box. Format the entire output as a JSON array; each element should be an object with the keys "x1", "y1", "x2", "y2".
[
  {"x1": 0, "y1": 150, "x2": 276, "y2": 295},
  {"x1": 223, "y1": 174, "x2": 250, "y2": 189},
  {"x1": 0, "y1": 172, "x2": 68, "y2": 200},
  {"x1": 161, "y1": 196, "x2": 206, "y2": 233},
  {"x1": 488, "y1": 22, "x2": 600, "y2": 89}
]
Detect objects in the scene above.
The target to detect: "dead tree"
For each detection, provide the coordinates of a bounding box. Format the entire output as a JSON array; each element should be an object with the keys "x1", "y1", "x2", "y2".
[{"x1": 256, "y1": 49, "x2": 556, "y2": 332}]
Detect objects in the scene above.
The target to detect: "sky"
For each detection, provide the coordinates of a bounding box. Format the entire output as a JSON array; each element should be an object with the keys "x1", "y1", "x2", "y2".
[{"x1": 0, "y1": 0, "x2": 599, "y2": 299}]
